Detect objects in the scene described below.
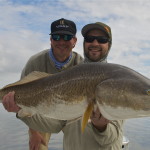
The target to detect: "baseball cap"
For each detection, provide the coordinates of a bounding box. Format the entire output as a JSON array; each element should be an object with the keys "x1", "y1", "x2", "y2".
[
  {"x1": 50, "y1": 18, "x2": 77, "y2": 35},
  {"x1": 81, "y1": 22, "x2": 112, "y2": 41}
]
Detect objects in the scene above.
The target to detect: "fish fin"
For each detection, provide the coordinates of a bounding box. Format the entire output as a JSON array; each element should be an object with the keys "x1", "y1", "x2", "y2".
[
  {"x1": 81, "y1": 102, "x2": 94, "y2": 132},
  {"x1": 2, "y1": 71, "x2": 51, "y2": 90}
]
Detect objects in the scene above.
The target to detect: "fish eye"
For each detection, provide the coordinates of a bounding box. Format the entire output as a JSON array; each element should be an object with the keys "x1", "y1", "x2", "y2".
[{"x1": 146, "y1": 89, "x2": 150, "y2": 95}]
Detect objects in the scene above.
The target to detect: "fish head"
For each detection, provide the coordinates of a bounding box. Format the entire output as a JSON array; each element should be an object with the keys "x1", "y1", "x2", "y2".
[{"x1": 96, "y1": 77, "x2": 150, "y2": 112}]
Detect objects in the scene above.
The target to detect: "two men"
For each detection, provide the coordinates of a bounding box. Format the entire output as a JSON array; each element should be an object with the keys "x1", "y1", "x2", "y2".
[{"x1": 2, "y1": 19, "x2": 123, "y2": 150}]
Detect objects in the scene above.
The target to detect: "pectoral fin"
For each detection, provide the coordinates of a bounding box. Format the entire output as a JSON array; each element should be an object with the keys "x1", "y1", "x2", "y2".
[{"x1": 81, "y1": 102, "x2": 94, "y2": 132}]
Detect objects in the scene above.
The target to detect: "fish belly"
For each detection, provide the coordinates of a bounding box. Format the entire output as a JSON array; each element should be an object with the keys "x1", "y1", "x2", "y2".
[
  {"x1": 97, "y1": 101, "x2": 150, "y2": 120},
  {"x1": 18, "y1": 99, "x2": 87, "y2": 120}
]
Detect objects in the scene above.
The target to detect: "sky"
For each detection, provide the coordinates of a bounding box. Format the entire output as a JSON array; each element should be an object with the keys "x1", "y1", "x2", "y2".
[{"x1": 0, "y1": 0, "x2": 150, "y2": 87}]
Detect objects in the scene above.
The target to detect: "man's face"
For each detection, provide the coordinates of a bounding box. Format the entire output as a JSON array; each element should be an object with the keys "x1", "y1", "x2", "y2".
[
  {"x1": 84, "y1": 29, "x2": 110, "y2": 62},
  {"x1": 50, "y1": 34, "x2": 77, "y2": 62}
]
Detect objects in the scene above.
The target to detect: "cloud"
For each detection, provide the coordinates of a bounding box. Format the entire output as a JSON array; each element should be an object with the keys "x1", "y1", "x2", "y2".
[
  {"x1": 0, "y1": 1, "x2": 150, "y2": 150},
  {"x1": 0, "y1": 0, "x2": 150, "y2": 87}
]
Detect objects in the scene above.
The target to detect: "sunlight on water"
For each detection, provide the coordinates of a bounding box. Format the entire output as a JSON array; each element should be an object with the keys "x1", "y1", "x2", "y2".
[{"x1": 0, "y1": 104, "x2": 150, "y2": 150}]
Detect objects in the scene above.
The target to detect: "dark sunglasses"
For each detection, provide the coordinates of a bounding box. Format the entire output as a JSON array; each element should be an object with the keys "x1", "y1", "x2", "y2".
[
  {"x1": 52, "y1": 34, "x2": 74, "y2": 41},
  {"x1": 84, "y1": 36, "x2": 110, "y2": 44}
]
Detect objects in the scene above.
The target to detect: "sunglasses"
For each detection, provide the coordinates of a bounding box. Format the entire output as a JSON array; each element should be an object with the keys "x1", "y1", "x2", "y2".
[
  {"x1": 52, "y1": 34, "x2": 74, "y2": 41},
  {"x1": 84, "y1": 36, "x2": 110, "y2": 44}
]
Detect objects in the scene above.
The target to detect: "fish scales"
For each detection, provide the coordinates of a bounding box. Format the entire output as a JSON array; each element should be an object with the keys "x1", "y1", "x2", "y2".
[
  {"x1": 0, "y1": 63, "x2": 150, "y2": 120},
  {"x1": 0, "y1": 64, "x2": 101, "y2": 105}
]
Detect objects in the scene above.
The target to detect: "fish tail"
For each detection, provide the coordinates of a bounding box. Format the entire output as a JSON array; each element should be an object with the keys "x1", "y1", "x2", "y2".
[{"x1": 81, "y1": 102, "x2": 94, "y2": 132}]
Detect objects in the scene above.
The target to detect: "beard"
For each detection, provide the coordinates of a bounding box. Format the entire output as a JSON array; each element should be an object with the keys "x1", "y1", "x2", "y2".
[{"x1": 84, "y1": 46, "x2": 107, "y2": 62}]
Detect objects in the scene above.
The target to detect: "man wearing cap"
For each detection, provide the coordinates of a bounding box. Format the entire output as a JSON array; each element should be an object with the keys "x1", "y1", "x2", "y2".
[
  {"x1": 82, "y1": 22, "x2": 112, "y2": 63},
  {"x1": 81, "y1": 22, "x2": 123, "y2": 149},
  {"x1": 2, "y1": 21, "x2": 123, "y2": 150},
  {"x1": 2, "y1": 18, "x2": 83, "y2": 150}
]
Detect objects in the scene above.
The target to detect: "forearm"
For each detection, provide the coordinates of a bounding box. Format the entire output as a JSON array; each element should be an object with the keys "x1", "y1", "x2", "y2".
[
  {"x1": 18, "y1": 113, "x2": 66, "y2": 133},
  {"x1": 90, "y1": 120, "x2": 124, "y2": 146},
  {"x1": 92, "y1": 122, "x2": 107, "y2": 132}
]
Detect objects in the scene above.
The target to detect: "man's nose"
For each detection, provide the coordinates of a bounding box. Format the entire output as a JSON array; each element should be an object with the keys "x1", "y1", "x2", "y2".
[
  {"x1": 58, "y1": 38, "x2": 67, "y2": 43},
  {"x1": 92, "y1": 39, "x2": 100, "y2": 45}
]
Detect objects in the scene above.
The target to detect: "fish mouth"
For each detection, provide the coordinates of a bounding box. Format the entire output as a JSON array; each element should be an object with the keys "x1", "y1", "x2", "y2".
[{"x1": 146, "y1": 89, "x2": 150, "y2": 95}]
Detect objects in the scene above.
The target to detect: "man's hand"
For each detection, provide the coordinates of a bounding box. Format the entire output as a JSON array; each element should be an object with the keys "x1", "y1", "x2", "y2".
[
  {"x1": 2, "y1": 91, "x2": 20, "y2": 113},
  {"x1": 29, "y1": 129, "x2": 46, "y2": 150},
  {"x1": 90, "y1": 108, "x2": 110, "y2": 132}
]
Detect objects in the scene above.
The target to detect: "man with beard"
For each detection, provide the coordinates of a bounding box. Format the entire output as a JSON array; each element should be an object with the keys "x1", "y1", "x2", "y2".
[{"x1": 83, "y1": 22, "x2": 111, "y2": 63}]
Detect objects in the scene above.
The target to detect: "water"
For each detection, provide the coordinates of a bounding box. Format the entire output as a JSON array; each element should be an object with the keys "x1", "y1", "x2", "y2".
[
  {"x1": 0, "y1": 104, "x2": 150, "y2": 150},
  {"x1": 124, "y1": 118, "x2": 150, "y2": 150}
]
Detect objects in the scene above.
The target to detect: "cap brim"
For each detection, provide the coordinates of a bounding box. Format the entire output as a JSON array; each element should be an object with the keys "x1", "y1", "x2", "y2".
[
  {"x1": 50, "y1": 31, "x2": 74, "y2": 35},
  {"x1": 82, "y1": 24, "x2": 108, "y2": 37}
]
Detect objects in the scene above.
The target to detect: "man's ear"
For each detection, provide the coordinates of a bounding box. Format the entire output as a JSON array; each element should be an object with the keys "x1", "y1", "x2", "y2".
[
  {"x1": 73, "y1": 37, "x2": 77, "y2": 48},
  {"x1": 50, "y1": 36, "x2": 52, "y2": 41}
]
